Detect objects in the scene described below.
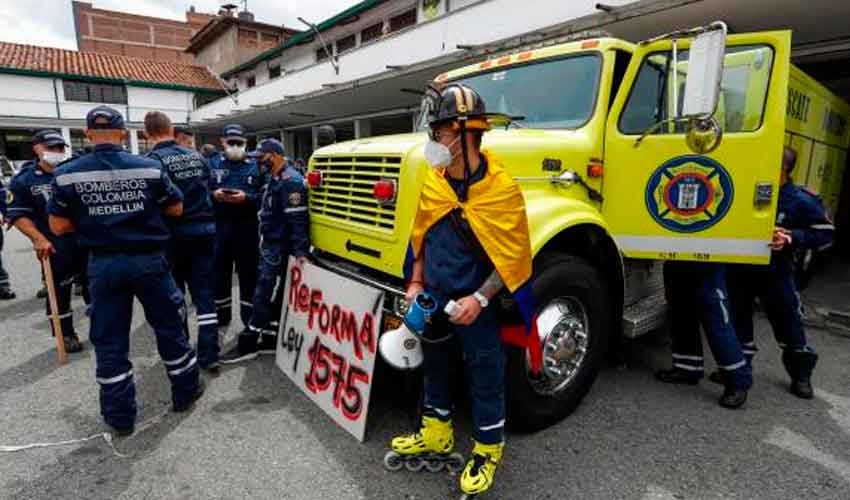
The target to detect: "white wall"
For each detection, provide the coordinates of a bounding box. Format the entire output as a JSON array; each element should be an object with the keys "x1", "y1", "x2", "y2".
[
  {"x1": 192, "y1": 0, "x2": 636, "y2": 122},
  {"x1": 0, "y1": 74, "x2": 60, "y2": 118},
  {"x1": 0, "y1": 72, "x2": 197, "y2": 133},
  {"x1": 127, "y1": 86, "x2": 192, "y2": 124}
]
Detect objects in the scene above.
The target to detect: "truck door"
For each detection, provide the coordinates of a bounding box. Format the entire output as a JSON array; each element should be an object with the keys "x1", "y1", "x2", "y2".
[{"x1": 603, "y1": 30, "x2": 792, "y2": 264}]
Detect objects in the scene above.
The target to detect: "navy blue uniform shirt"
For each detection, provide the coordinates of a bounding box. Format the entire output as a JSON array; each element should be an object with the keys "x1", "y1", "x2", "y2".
[
  {"x1": 0, "y1": 173, "x2": 9, "y2": 219},
  {"x1": 259, "y1": 166, "x2": 309, "y2": 257},
  {"x1": 147, "y1": 140, "x2": 214, "y2": 236},
  {"x1": 423, "y1": 158, "x2": 495, "y2": 302},
  {"x1": 209, "y1": 154, "x2": 263, "y2": 220},
  {"x1": 7, "y1": 160, "x2": 64, "y2": 239},
  {"x1": 48, "y1": 144, "x2": 182, "y2": 252},
  {"x1": 776, "y1": 182, "x2": 835, "y2": 259}
]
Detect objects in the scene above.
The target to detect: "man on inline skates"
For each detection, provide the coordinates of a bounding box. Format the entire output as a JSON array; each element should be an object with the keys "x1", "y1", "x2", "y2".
[{"x1": 387, "y1": 83, "x2": 534, "y2": 497}]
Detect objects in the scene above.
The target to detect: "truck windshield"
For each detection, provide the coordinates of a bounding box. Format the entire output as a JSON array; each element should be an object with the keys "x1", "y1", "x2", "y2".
[{"x1": 428, "y1": 53, "x2": 602, "y2": 130}]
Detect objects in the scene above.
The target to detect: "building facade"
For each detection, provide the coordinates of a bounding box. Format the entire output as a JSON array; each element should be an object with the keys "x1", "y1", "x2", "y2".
[
  {"x1": 72, "y1": 1, "x2": 214, "y2": 64},
  {"x1": 185, "y1": 11, "x2": 300, "y2": 78},
  {"x1": 0, "y1": 42, "x2": 222, "y2": 165}
]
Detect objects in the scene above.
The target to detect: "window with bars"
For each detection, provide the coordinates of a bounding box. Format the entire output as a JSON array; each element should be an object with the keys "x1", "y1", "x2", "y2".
[
  {"x1": 246, "y1": 75, "x2": 256, "y2": 88},
  {"x1": 336, "y1": 34, "x2": 356, "y2": 54},
  {"x1": 269, "y1": 65, "x2": 281, "y2": 79},
  {"x1": 316, "y1": 47, "x2": 331, "y2": 62},
  {"x1": 389, "y1": 9, "x2": 416, "y2": 33},
  {"x1": 63, "y1": 81, "x2": 127, "y2": 104},
  {"x1": 361, "y1": 22, "x2": 384, "y2": 43}
]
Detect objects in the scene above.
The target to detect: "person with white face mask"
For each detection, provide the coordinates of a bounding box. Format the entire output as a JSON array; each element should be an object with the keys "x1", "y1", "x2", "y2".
[
  {"x1": 387, "y1": 84, "x2": 534, "y2": 498},
  {"x1": 6, "y1": 129, "x2": 89, "y2": 353},
  {"x1": 209, "y1": 124, "x2": 263, "y2": 329}
]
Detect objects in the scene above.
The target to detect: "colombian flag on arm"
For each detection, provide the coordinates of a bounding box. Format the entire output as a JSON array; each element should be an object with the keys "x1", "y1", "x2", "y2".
[{"x1": 404, "y1": 151, "x2": 543, "y2": 373}]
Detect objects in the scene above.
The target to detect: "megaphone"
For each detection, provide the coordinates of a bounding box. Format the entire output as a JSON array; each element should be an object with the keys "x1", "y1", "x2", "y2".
[{"x1": 379, "y1": 293, "x2": 438, "y2": 370}]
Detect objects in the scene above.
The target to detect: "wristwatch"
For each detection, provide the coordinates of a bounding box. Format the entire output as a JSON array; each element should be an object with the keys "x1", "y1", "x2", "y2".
[{"x1": 473, "y1": 291, "x2": 489, "y2": 308}]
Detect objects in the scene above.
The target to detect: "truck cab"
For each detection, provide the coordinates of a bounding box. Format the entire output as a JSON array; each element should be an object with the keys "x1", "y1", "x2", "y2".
[{"x1": 305, "y1": 25, "x2": 798, "y2": 431}]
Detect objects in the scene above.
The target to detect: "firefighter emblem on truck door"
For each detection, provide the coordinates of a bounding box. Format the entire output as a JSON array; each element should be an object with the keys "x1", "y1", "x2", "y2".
[{"x1": 645, "y1": 155, "x2": 734, "y2": 233}]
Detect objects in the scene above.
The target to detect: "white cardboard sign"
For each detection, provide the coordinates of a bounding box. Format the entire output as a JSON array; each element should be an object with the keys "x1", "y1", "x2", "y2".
[{"x1": 276, "y1": 257, "x2": 384, "y2": 441}]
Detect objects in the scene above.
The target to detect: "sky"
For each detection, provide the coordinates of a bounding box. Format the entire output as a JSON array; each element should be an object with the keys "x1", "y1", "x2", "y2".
[{"x1": 0, "y1": 0, "x2": 362, "y2": 50}]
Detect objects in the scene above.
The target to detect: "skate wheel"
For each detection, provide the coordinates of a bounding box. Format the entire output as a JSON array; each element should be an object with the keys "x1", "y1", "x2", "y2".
[
  {"x1": 404, "y1": 456, "x2": 425, "y2": 472},
  {"x1": 447, "y1": 453, "x2": 465, "y2": 474},
  {"x1": 383, "y1": 451, "x2": 403, "y2": 472},
  {"x1": 424, "y1": 459, "x2": 443, "y2": 472}
]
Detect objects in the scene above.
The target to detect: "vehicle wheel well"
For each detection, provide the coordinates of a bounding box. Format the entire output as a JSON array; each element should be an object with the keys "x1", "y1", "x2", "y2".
[{"x1": 537, "y1": 225, "x2": 624, "y2": 335}]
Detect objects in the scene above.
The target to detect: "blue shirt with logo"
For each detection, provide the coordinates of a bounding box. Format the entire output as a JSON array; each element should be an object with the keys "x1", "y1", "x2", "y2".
[
  {"x1": 48, "y1": 144, "x2": 183, "y2": 252},
  {"x1": 259, "y1": 166, "x2": 309, "y2": 257},
  {"x1": 776, "y1": 182, "x2": 834, "y2": 259},
  {"x1": 7, "y1": 160, "x2": 63, "y2": 239},
  {"x1": 147, "y1": 140, "x2": 215, "y2": 236},
  {"x1": 209, "y1": 154, "x2": 263, "y2": 220}
]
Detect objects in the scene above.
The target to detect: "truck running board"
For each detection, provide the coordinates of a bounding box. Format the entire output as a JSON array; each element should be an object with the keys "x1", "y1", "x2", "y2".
[{"x1": 622, "y1": 288, "x2": 667, "y2": 338}]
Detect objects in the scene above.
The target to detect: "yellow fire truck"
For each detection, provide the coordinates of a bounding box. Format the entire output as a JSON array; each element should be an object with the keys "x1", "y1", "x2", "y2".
[{"x1": 304, "y1": 24, "x2": 850, "y2": 431}]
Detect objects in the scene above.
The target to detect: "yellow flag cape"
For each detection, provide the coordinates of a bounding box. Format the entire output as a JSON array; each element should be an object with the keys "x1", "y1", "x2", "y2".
[{"x1": 410, "y1": 151, "x2": 533, "y2": 292}]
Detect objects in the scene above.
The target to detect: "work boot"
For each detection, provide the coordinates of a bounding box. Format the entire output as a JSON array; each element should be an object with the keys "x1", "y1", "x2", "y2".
[
  {"x1": 790, "y1": 379, "x2": 814, "y2": 399},
  {"x1": 110, "y1": 425, "x2": 134, "y2": 437},
  {"x1": 63, "y1": 335, "x2": 84, "y2": 353},
  {"x1": 0, "y1": 288, "x2": 15, "y2": 300},
  {"x1": 655, "y1": 368, "x2": 701, "y2": 385},
  {"x1": 37, "y1": 286, "x2": 47, "y2": 299},
  {"x1": 173, "y1": 381, "x2": 205, "y2": 412},
  {"x1": 257, "y1": 334, "x2": 277, "y2": 355},
  {"x1": 201, "y1": 362, "x2": 220, "y2": 376},
  {"x1": 708, "y1": 370, "x2": 723, "y2": 385},
  {"x1": 719, "y1": 386, "x2": 748, "y2": 409},
  {"x1": 219, "y1": 332, "x2": 259, "y2": 364}
]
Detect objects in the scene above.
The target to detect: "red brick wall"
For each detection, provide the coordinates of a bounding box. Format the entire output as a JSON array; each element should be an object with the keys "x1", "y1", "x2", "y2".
[{"x1": 72, "y1": 1, "x2": 212, "y2": 64}]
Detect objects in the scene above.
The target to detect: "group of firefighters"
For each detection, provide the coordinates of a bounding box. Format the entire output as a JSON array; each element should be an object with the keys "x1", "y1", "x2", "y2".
[{"x1": 0, "y1": 82, "x2": 835, "y2": 497}]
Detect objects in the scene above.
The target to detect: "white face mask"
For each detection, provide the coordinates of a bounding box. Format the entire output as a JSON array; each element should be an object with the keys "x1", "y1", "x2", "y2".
[
  {"x1": 41, "y1": 151, "x2": 68, "y2": 166},
  {"x1": 225, "y1": 145, "x2": 246, "y2": 161},
  {"x1": 424, "y1": 137, "x2": 459, "y2": 169}
]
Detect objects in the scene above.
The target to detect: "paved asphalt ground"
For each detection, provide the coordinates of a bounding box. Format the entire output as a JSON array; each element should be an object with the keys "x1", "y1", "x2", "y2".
[{"x1": 1, "y1": 228, "x2": 849, "y2": 500}]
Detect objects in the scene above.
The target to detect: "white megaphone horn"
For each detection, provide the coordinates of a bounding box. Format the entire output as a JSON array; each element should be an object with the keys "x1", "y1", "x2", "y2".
[{"x1": 379, "y1": 292, "x2": 439, "y2": 370}]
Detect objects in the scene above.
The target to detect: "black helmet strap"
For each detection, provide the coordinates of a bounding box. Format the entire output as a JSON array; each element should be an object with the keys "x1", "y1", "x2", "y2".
[{"x1": 458, "y1": 118, "x2": 470, "y2": 202}]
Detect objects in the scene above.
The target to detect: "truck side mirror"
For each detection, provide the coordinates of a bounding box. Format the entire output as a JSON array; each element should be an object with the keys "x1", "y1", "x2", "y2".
[{"x1": 682, "y1": 25, "x2": 727, "y2": 118}]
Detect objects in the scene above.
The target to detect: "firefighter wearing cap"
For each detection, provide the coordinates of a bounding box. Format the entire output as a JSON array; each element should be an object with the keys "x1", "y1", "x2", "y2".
[
  {"x1": 7, "y1": 129, "x2": 89, "y2": 352},
  {"x1": 220, "y1": 138, "x2": 309, "y2": 364},
  {"x1": 174, "y1": 125, "x2": 196, "y2": 150},
  {"x1": 144, "y1": 111, "x2": 220, "y2": 372},
  {"x1": 724, "y1": 146, "x2": 833, "y2": 399},
  {"x1": 389, "y1": 84, "x2": 533, "y2": 497},
  {"x1": 210, "y1": 124, "x2": 263, "y2": 329},
  {"x1": 48, "y1": 105, "x2": 203, "y2": 435}
]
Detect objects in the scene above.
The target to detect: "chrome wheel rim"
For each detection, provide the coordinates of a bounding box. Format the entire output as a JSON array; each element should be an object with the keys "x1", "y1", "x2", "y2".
[{"x1": 526, "y1": 297, "x2": 589, "y2": 396}]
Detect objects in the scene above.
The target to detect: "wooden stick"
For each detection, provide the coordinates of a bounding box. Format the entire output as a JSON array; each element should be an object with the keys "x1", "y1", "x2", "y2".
[{"x1": 42, "y1": 256, "x2": 67, "y2": 365}]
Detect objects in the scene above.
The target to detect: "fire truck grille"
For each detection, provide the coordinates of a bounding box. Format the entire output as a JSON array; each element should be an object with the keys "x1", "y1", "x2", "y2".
[{"x1": 309, "y1": 155, "x2": 401, "y2": 232}]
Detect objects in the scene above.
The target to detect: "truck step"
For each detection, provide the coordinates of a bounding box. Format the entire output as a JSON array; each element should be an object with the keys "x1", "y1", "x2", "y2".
[{"x1": 622, "y1": 290, "x2": 667, "y2": 339}]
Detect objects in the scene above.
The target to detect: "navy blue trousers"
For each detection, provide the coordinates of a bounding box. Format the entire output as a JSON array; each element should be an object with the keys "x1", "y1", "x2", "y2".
[
  {"x1": 168, "y1": 234, "x2": 219, "y2": 368},
  {"x1": 0, "y1": 228, "x2": 10, "y2": 291},
  {"x1": 727, "y1": 261, "x2": 816, "y2": 380},
  {"x1": 88, "y1": 251, "x2": 199, "y2": 430},
  {"x1": 664, "y1": 261, "x2": 752, "y2": 389},
  {"x1": 241, "y1": 244, "x2": 285, "y2": 345},
  {"x1": 46, "y1": 236, "x2": 89, "y2": 339},
  {"x1": 422, "y1": 304, "x2": 505, "y2": 444},
  {"x1": 214, "y1": 219, "x2": 259, "y2": 328}
]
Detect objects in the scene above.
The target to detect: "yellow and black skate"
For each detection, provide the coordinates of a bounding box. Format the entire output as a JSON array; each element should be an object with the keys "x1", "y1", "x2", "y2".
[
  {"x1": 384, "y1": 416, "x2": 464, "y2": 473},
  {"x1": 459, "y1": 441, "x2": 504, "y2": 499}
]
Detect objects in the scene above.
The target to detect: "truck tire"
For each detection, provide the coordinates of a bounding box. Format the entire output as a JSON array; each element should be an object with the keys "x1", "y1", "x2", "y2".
[{"x1": 506, "y1": 252, "x2": 612, "y2": 433}]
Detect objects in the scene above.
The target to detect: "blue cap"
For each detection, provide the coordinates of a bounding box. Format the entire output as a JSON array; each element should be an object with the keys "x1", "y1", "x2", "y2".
[
  {"x1": 249, "y1": 138, "x2": 286, "y2": 157},
  {"x1": 32, "y1": 129, "x2": 68, "y2": 147},
  {"x1": 86, "y1": 105, "x2": 125, "y2": 130},
  {"x1": 221, "y1": 124, "x2": 245, "y2": 139}
]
